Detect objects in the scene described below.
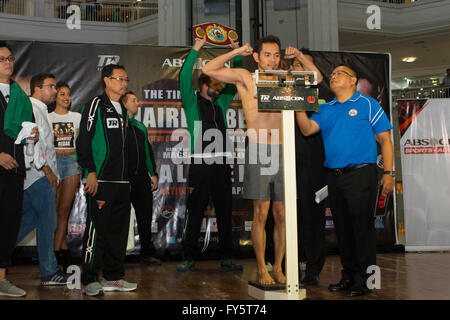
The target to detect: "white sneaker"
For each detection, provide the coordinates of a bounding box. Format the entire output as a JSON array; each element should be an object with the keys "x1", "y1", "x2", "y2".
[
  {"x1": 101, "y1": 279, "x2": 137, "y2": 292},
  {"x1": 0, "y1": 279, "x2": 26, "y2": 297},
  {"x1": 84, "y1": 282, "x2": 104, "y2": 296}
]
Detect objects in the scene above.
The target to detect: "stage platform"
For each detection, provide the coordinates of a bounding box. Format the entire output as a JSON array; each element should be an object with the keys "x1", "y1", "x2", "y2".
[{"x1": 1, "y1": 253, "x2": 449, "y2": 300}]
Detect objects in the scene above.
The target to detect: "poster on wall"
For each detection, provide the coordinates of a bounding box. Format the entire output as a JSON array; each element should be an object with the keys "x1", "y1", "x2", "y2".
[
  {"x1": 8, "y1": 40, "x2": 396, "y2": 258},
  {"x1": 396, "y1": 99, "x2": 450, "y2": 251}
]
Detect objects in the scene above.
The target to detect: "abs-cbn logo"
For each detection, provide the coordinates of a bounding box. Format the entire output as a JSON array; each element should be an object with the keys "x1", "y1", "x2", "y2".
[
  {"x1": 98, "y1": 55, "x2": 121, "y2": 70},
  {"x1": 161, "y1": 57, "x2": 230, "y2": 69},
  {"x1": 404, "y1": 138, "x2": 450, "y2": 155},
  {"x1": 404, "y1": 138, "x2": 450, "y2": 146}
]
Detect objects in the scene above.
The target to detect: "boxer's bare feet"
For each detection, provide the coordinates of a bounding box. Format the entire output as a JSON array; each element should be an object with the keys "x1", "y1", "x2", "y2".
[
  {"x1": 273, "y1": 268, "x2": 286, "y2": 284},
  {"x1": 258, "y1": 269, "x2": 276, "y2": 286}
]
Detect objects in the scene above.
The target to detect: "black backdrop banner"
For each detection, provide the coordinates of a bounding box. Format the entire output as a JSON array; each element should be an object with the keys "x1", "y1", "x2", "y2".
[{"x1": 8, "y1": 40, "x2": 395, "y2": 259}]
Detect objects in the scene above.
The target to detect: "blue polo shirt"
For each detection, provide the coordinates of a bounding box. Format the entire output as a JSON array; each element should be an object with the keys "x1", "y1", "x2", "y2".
[{"x1": 310, "y1": 91, "x2": 392, "y2": 169}]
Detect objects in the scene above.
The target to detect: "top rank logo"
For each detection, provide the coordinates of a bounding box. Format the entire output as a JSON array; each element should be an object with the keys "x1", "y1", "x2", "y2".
[{"x1": 98, "y1": 55, "x2": 121, "y2": 70}]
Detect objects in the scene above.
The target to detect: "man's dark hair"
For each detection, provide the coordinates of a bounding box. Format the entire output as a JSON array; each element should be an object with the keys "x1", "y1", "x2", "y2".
[
  {"x1": 0, "y1": 40, "x2": 11, "y2": 51},
  {"x1": 101, "y1": 64, "x2": 126, "y2": 86},
  {"x1": 254, "y1": 35, "x2": 281, "y2": 54},
  {"x1": 30, "y1": 73, "x2": 55, "y2": 96},
  {"x1": 120, "y1": 91, "x2": 136, "y2": 104},
  {"x1": 198, "y1": 74, "x2": 211, "y2": 89},
  {"x1": 334, "y1": 64, "x2": 358, "y2": 79}
]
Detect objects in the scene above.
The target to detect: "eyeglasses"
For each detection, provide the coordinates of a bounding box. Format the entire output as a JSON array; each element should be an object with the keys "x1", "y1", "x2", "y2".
[
  {"x1": 109, "y1": 76, "x2": 130, "y2": 83},
  {"x1": 41, "y1": 84, "x2": 56, "y2": 89},
  {"x1": 0, "y1": 56, "x2": 15, "y2": 63},
  {"x1": 330, "y1": 70, "x2": 354, "y2": 78}
]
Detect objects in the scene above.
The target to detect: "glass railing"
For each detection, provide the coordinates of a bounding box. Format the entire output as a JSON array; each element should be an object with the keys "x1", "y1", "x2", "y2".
[
  {"x1": 0, "y1": 0, "x2": 158, "y2": 23},
  {"x1": 369, "y1": 0, "x2": 418, "y2": 3},
  {"x1": 393, "y1": 85, "x2": 450, "y2": 100}
]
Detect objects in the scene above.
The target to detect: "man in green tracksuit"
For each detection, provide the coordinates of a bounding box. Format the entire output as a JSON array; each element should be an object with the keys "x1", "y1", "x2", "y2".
[
  {"x1": 76, "y1": 64, "x2": 136, "y2": 296},
  {"x1": 177, "y1": 37, "x2": 243, "y2": 272},
  {"x1": 121, "y1": 91, "x2": 160, "y2": 266}
]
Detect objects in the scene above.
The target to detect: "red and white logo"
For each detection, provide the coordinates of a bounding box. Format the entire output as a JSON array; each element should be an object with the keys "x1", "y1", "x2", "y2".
[
  {"x1": 349, "y1": 109, "x2": 358, "y2": 116},
  {"x1": 307, "y1": 96, "x2": 316, "y2": 103}
]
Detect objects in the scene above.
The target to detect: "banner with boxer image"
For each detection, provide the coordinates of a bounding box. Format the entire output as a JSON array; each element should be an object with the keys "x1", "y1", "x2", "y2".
[{"x1": 8, "y1": 40, "x2": 396, "y2": 257}]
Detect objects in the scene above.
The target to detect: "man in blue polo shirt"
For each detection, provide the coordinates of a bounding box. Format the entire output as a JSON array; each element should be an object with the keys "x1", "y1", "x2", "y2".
[{"x1": 295, "y1": 64, "x2": 395, "y2": 297}]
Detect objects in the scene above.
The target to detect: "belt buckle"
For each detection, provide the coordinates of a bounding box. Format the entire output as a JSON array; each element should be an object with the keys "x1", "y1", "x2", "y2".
[{"x1": 334, "y1": 169, "x2": 343, "y2": 176}]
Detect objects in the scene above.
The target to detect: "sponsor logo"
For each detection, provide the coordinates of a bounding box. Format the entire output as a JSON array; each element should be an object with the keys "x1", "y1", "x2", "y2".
[
  {"x1": 404, "y1": 138, "x2": 450, "y2": 146},
  {"x1": 98, "y1": 55, "x2": 121, "y2": 70},
  {"x1": 404, "y1": 146, "x2": 450, "y2": 154},
  {"x1": 349, "y1": 109, "x2": 358, "y2": 116},
  {"x1": 258, "y1": 94, "x2": 306, "y2": 102},
  {"x1": 106, "y1": 107, "x2": 114, "y2": 113},
  {"x1": 107, "y1": 118, "x2": 119, "y2": 129},
  {"x1": 97, "y1": 200, "x2": 105, "y2": 209},
  {"x1": 161, "y1": 57, "x2": 230, "y2": 69},
  {"x1": 307, "y1": 96, "x2": 316, "y2": 103},
  {"x1": 272, "y1": 95, "x2": 304, "y2": 102},
  {"x1": 403, "y1": 138, "x2": 450, "y2": 154},
  {"x1": 260, "y1": 95, "x2": 270, "y2": 102}
]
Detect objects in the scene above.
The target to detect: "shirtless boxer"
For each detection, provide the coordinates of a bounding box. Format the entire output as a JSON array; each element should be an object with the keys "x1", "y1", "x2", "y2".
[{"x1": 203, "y1": 35, "x2": 301, "y2": 286}]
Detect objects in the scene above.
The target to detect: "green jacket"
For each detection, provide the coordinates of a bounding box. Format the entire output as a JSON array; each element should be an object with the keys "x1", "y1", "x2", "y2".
[
  {"x1": 179, "y1": 48, "x2": 242, "y2": 153},
  {"x1": 129, "y1": 117, "x2": 156, "y2": 176},
  {"x1": 76, "y1": 93, "x2": 130, "y2": 181}
]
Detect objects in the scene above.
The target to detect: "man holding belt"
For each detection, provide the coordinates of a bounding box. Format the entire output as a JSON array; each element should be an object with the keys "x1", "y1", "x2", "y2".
[
  {"x1": 295, "y1": 64, "x2": 394, "y2": 297},
  {"x1": 177, "y1": 36, "x2": 243, "y2": 272}
]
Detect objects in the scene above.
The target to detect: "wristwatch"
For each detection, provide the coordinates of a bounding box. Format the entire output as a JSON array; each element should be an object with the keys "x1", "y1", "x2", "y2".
[{"x1": 383, "y1": 170, "x2": 395, "y2": 177}]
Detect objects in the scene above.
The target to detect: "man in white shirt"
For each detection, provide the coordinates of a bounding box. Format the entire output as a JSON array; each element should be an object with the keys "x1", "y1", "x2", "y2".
[{"x1": 16, "y1": 73, "x2": 69, "y2": 286}]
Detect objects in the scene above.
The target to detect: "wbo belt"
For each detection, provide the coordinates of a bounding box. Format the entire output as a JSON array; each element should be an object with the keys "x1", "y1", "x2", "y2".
[{"x1": 328, "y1": 164, "x2": 369, "y2": 176}]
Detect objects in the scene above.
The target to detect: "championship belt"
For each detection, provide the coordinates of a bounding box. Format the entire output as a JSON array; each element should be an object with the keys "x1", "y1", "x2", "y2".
[{"x1": 193, "y1": 22, "x2": 238, "y2": 46}]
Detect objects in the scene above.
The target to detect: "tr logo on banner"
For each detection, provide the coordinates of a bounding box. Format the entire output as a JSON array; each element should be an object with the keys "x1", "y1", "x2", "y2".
[{"x1": 98, "y1": 55, "x2": 121, "y2": 70}]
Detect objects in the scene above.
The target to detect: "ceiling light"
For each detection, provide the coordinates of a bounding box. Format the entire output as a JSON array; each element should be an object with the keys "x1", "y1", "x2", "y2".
[{"x1": 402, "y1": 57, "x2": 417, "y2": 63}]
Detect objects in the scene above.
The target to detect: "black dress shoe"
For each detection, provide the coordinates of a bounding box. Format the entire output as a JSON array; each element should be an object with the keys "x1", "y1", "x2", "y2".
[
  {"x1": 300, "y1": 275, "x2": 319, "y2": 287},
  {"x1": 328, "y1": 279, "x2": 353, "y2": 292},
  {"x1": 348, "y1": 285, "x2": 370, "y2": 297}
]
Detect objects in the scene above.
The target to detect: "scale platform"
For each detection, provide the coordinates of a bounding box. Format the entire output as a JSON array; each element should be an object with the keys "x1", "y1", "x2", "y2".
[{"x1": 248, "y1": 280, "x2": 306, "y2": 300}]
